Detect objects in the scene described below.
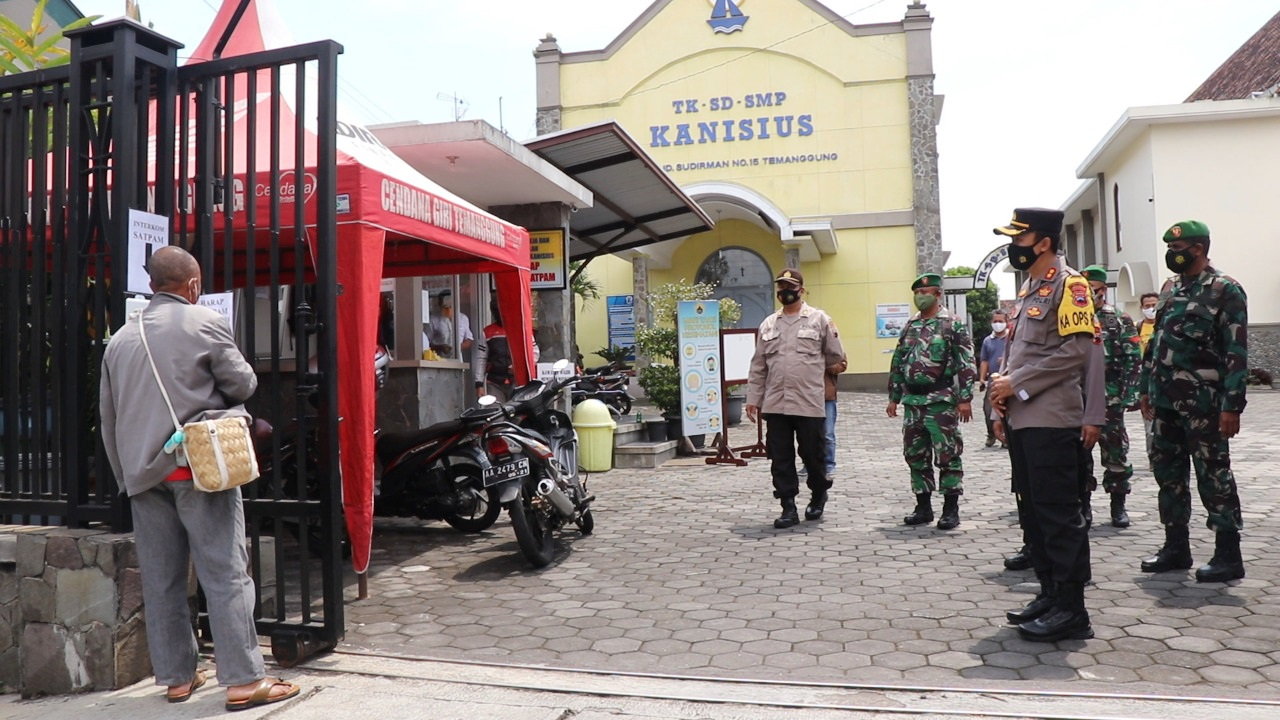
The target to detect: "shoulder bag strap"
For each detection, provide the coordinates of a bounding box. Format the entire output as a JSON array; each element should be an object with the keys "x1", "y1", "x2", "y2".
[{"x1": 137, "y1": 317, "x2": 185, "y2": 444}]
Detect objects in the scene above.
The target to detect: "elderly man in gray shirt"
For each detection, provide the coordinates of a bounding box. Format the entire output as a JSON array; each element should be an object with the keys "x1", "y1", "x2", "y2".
[
  {"x1": 746, "y1": 268, "x2": 845, "y2": 529},
  {"x1": 100, "y1": 246, "x2": 300, "y2": 710}
]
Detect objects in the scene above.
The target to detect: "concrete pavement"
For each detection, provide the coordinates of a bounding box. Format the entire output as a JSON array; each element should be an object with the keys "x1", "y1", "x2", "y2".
[{"x1": 6, "y1": 390, "x2": 1280, "y2": 718}]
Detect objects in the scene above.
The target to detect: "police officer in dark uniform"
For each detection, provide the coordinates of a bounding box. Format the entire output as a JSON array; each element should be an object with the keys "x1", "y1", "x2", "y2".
[{"x1": 988, "y1": 208, "x2": 1097, "y2": 643}]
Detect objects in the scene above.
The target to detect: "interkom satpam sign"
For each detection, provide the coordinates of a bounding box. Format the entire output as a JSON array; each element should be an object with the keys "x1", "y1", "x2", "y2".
[
  {"x1": 677, "y1": 300, "x2": 723, "y2": 436},
  {"x1": 529, "y1": 229, "x2": 567, "y2": 290}
]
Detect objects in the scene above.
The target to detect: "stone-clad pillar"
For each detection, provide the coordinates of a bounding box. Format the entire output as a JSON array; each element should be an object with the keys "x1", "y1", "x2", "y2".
[
  {"x1": 534, "y1": 34, "x2": 563, "y2": 135},
  {"x1": 904, "y1": 3, "x2": 943, "y2": 275},
  {"x1": 632, "y1": 255, "x2": 650, "y2": 366}
]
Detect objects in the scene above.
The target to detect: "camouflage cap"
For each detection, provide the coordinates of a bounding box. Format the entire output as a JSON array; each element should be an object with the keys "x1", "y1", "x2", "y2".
[
  {"x1": 1163, "y1": 220, "x2": 1210, "y2": 243},
  {"x1": 1081, "y1": 265, "x2": 1109, "y2": 284},
  {"x1": 911, "y1": 273, "x2": 943, "y2": 291}
]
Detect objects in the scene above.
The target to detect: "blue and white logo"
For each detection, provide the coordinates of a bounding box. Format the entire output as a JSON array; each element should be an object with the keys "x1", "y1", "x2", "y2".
[{"x1": 707, "y1": 0, "x2": 749, "y2": 34}]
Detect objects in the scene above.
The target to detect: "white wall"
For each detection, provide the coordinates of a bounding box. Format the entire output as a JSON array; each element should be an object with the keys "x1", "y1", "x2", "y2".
[
  {"x1": 1152, "y1": 117, "x2": 1280, "y2": 324},
  {"x1": 1102, "y1": 131, "x2": 1160, "y2": 313}
]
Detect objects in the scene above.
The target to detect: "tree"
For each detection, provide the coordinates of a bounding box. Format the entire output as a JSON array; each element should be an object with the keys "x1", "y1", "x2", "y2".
[
  {"x1": 0, "y1": 0, "x2": 99, "y2": 75},
  {"x1": 945, "y1": 265, "x2": 998, "y2": 347}
]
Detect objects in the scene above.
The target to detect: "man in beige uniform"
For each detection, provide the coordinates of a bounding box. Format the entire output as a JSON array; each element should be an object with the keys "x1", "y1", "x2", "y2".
[
  {"x1": 747, "y1": 269, "x2": 846, "y2": 528},
  {"x1": 988, "y1": 208, "x2": 1097, "y2": 644}
]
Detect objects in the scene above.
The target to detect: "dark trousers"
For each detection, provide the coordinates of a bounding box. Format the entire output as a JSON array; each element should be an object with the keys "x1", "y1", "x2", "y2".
[
  {"x1": 1008, "y1": 425, "x2": 1091, "y2": 584},
  {"x1": 764, "y1": 413, "x2": 829, "y2": 499}
]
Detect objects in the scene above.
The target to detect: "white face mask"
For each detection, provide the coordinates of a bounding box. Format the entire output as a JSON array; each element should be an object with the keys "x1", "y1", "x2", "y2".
[
  {"x1": 991, "y1": 322, "x2": 1007, "y2": 334},
  {"x1": 1142, "y1": 307, "x2": 1157, "y2": 321}
]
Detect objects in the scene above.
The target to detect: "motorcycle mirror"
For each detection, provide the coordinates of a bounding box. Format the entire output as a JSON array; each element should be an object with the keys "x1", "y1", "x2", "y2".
[
  {"x1": 478, "y1": 395, "x2": 498, "y2": 407},
  {"x1": 552, "y1": 358, "x2": 571, "y2": 371}
]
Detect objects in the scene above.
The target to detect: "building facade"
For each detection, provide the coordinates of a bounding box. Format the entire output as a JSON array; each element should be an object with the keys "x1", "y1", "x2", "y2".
[
  {"x1": 536, "y1": 0, "x2": 943, "y2": 389},
  {"x1": 1060, "y1": 11, "x2": 1280, "y2": 375}
]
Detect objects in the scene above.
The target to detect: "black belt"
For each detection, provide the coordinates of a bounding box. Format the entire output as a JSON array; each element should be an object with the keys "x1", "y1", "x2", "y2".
[{"x1": 905, "y1": 377, "x2": 953, "y2": 394}]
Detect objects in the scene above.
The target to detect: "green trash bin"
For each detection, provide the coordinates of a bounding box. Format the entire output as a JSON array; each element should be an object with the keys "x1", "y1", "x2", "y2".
[{"x1": 572, "y1": 399, "x2": 617, "y2": 472}]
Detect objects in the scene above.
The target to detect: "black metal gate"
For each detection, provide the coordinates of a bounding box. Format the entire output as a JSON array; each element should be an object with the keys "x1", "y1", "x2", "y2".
[{"x1": 0, "y1": 19, "x2": 345, "y2": 664}]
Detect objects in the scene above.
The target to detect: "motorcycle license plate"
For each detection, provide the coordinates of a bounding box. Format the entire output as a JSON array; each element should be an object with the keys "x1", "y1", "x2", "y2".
[{"x1": 483, "y1": 458, "x2": 528, "y2": 487}]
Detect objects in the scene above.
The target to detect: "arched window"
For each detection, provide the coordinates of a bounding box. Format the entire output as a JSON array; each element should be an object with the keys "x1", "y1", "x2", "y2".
[
  {"x1": 1113, "y1": 183, "x2": 1122, "y2": 252},
  {"x1": 696, "y1": 248, "x2": 773, "y2": 329}
]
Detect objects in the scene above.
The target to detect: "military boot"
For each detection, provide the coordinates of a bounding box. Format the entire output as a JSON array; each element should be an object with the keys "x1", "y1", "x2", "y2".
[
  {"x1": 903, "y1": 493, "x2": 933, "y2": 526},
  {"x1": 774, "y1": 497, "x2": 800, "y2": 529},
  {"x1": 1140, "y1": 524, "x2": 1193, "y2": 572},
  {"x1": 1006, "y1": 571, "x2": 1055, "y2": 625},
  {"x1": 804, "y1": 489, "x2": 828, "y2": 521},
  {"x1": 937, "y1": 493, "x2": 961, "y2": 530},
  {"x1": 1109, "y1": 492, "x2": 1130, "y2": 528},
  {"x1": 1018, "y1": 582, "x2": 1093, "y2": 642},
  {"x1": 1003, "y1": 546, "x2": 1033, "y2": 571},
  {"x1": 1195, "y1": 530, "x2": 1245, "y2": 583}
]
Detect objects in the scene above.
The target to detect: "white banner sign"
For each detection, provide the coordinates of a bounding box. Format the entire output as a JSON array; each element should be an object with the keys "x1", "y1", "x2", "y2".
[
  {"x1": 198, "y1": 292, "x2": 235, "y2": 330},
  {"x1": 126, "y1": 209, "x2": 170, "y2": 296}
]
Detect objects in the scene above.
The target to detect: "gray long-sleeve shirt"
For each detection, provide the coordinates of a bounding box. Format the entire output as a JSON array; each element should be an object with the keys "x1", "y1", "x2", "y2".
[{"x1": 100, "y1": 293, "x2": 257, "y2": 496}]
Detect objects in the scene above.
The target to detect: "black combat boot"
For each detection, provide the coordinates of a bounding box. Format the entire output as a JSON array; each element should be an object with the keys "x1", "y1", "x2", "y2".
[
  {"x1": 1195, "y1": 530, "x2": 1245, "y2": 583},
  {"x1": 804, "y1": 489, "x2": 828, "y2": 521},
  {"x1": 903, "y1": 493, "x2": 933, "y2": 526},
  {"x1": 1109, "y1": 493, "x2": 1130, "y2": 528},
  {"x1": 774, "y1": 497, "x2": 800, "y2": 529},
  {"x1": 1018, "y1": 582, "x2": 1093, "y2": 642},
  {"x1": 1006, "y1": 571, "x2": 1055, "y2": 624},
  {"x1": 1004, "y1": 546, "x2": 1032, "y2": 571},
  {"x1": 1081, "y1": 492, "x2": 1093, "y2": 530},
  {"x1": 1141, "y1": 524, "x2": 1193, "y2": 572},
  {"x1": 936, "y1": 493, "x2": 961, "y2": 530}
]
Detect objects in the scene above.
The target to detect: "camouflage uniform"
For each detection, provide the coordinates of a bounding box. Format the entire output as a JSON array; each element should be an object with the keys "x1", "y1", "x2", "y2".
[
  {"x1": 888, "y1": 308, "x2": 977, "y2": 494},
  {"x1": 1142, "y1": 267, "x2": 1247, "y2": 532},
  {"x1": 1088, "y1": 304, "x2": 1141, "y2": 494}
]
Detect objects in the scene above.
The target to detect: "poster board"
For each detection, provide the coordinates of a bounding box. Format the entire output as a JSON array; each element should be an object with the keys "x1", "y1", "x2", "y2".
[
  {"x1": 529, "y1": 229, "x2": 568, "y2": 290},
  {"x1": 721, "y1": 329, "x2": 757, "y2": 384},
  {"x1": 677, "y1": 300, "x2": 722, "y2": 436}
]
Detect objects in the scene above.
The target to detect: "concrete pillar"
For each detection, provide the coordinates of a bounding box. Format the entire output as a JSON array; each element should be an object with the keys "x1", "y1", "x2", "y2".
[
  {"x1": 904, "y1": 3, "x2": 943, "y2": 274},
  {"x1": 534, "y1": 34, "x2": 563, "y2": 135},
  {"x1": 489, "y1": 202, "x2": 572, "y2": 362}
]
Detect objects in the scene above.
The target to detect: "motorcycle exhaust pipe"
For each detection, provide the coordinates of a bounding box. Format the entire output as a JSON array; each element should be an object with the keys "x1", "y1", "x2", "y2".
[{"x1": 537, "y1": 477, "x2": 576, "y2": 518}]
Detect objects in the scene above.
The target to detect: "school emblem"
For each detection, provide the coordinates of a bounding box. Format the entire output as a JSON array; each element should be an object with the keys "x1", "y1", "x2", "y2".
[{"x1": 707, "y1": 0, "x2": 749, "y2": 34}]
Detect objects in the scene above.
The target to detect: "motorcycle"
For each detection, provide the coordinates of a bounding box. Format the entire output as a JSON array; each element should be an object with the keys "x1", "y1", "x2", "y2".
[
  {"x1": 571, "y1": 360, "x2": 633, "y2": 418},
  {"x1": 479, "y1": 359, "x2": 595, "y2": 567}
]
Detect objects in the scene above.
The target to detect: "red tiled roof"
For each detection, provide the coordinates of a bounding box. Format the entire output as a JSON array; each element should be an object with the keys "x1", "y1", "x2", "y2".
[{"x1": 1186, "y1": 11, "x2": 1280, "y2": 102}]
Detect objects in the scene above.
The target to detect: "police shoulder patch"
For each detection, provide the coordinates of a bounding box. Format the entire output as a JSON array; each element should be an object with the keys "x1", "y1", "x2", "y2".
[{"x1": 1058, "y1": 276, "x2": 1095, "y2": 336}]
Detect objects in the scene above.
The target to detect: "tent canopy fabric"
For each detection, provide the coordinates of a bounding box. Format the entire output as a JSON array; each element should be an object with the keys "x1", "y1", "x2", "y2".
[{"x1": 188, "y1": 0, "x2": 534, "y2": 575}]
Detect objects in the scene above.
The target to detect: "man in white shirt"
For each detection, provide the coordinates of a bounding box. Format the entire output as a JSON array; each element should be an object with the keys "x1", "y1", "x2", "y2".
[{"x1": 423, "y1": 291, "x2": 473, "y2": 359}]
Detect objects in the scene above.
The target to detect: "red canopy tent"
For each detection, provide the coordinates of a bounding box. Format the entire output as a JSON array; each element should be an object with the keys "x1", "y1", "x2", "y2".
[{"x1": 183, "y1": 0, "x2": 535, "y2": 576}]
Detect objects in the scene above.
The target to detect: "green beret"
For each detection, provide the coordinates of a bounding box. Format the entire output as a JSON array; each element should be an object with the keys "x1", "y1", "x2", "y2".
[
  {"x1": 1081, "y1": 265, "x2": 1109, "y2": 284},
  {"x1": 1163, "y1": 220, "x2": 1210, "y2": 243},
  {"x1": 911, "y1": 273, "x2": 942, "y2": 291}
]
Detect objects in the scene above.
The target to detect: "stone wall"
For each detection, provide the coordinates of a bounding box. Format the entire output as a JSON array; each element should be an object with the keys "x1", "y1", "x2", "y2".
[
  {"x1": 0, "y1": 527, "x2": 150, "y2": 697},
  {"x1": 1249, "y1": 324, "x2": 1280, "y2": 382},
  {"x1": 908, "y1": 76, "x2": 943, "y2": 275}
]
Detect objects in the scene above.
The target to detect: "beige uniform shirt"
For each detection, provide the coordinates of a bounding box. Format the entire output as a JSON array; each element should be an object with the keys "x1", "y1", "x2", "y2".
[
  {"x1": 746, "y1": 303, "x2": 846, "y2": 418},
  {"x1": 1003, "y1": 257, "x2": 1096, "y2": 429}
]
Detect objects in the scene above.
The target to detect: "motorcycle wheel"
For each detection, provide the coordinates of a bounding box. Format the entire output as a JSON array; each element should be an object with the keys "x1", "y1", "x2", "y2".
[
  {"x1": 508, "y1": 484, "x2": 556, "y2": 567},
  {"x1": 575, "y1": 508, "x2": 594, "y2": 536},
  {"x1": 615, "y1": 395, "x2": 632, "y2": 416},
  {"x1": 443, "y1": 467, "x2": 501, "y2": 532}
]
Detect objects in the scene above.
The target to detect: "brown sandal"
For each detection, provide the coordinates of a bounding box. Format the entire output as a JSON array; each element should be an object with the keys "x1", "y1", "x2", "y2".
[
  {"x1": 166, "y1": 669, "x2": 207, "y2": 703},
  {"x1": 225, "y1": 677, "x2": 300, "y2": 712}
]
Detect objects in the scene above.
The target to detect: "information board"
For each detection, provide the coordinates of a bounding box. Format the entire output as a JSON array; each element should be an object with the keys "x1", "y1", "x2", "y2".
[
  {"x1": 677, "y1": 300, "x2": 722, "y2": 436},
  {"x1": 529, "y1": 229, "x2": 568, "y2": 290},
  {"x1": 720, "y1": 329, "x2": 757, "y2": 385},
  {"x1": 606, "y1": 295, "x2": 636, "y2": 360}
]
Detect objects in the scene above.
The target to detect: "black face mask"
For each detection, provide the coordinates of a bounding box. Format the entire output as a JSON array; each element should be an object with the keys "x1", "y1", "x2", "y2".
[
  {"x1": 776, "y1": 289, "x2": 801, "y2": 306},
  {"x1": 1165, "y1": 247, "x2": 1198, "y2": 273},
  {"x1": 1007, "y1": 243, "x2": 1039, "y2": 271}
]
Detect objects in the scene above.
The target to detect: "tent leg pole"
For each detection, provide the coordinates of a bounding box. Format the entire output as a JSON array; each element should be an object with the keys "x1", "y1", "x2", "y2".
[{"x1": 357, "y1": 572, "x2": 369, "y2": 600}]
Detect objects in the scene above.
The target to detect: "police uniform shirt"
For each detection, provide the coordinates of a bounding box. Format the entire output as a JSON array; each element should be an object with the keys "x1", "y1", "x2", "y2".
[
  {"x1": 1003, "y1": 256, "x2": 1096, "y2": 428},
  {"x1": 746, "y1": 303, "x2": 846, "y2": 418}
]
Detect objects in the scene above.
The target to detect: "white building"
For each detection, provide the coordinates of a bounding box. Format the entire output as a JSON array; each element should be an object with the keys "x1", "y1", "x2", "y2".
[{"x1": 1060, "y1": 10, "x2": 1280, "y2": 373}]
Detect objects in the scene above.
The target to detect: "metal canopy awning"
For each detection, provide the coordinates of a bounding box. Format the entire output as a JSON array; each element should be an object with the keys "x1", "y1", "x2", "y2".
[{"x1": 525, "y1": 121, "x2": 713, "y2": 261}]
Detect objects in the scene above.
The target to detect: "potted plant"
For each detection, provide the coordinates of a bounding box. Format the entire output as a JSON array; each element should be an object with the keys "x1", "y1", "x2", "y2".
[
  {"x1": 724, "y1": 383, "x2": 746, "y2": 426},
  {"x1": 635, "y1": 280, "x2": 741, "y2": 445},
  {"x1": 594, "y1": 344, "x2": 634, "y2": 372}
]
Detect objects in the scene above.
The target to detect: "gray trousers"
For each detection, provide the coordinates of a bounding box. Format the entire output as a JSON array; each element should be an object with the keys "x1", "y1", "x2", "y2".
[{"x1": 131, "y1": 481, "x2": 264, "y2": 688}]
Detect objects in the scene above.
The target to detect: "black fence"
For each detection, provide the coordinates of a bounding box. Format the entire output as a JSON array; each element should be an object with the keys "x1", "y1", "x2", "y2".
[{"x1": 0, "y1": 19, "x2": 344, "y2": 664}]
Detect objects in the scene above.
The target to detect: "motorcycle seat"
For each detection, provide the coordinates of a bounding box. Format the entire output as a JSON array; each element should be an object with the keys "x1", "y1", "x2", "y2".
[{"x1": 376, "y1": 419, "x2": 466, "y2": 462}]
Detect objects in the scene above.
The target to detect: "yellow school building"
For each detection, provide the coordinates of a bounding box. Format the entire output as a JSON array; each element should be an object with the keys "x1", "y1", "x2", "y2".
[{"x1": 536, "y1": 0, "x2": 943, "y2": 389}]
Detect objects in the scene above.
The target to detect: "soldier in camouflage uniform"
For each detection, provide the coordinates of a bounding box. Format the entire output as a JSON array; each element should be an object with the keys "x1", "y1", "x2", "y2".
[
  {"x1": 1081, "y1": 265, "x2": 1142, "y2": 529},
  {"x1": 886, "y1": 273, "x2": 976, "y2": 531},
  {"x1": 1139, "y1": 220, "x2": 1247, "y2": 583}
]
